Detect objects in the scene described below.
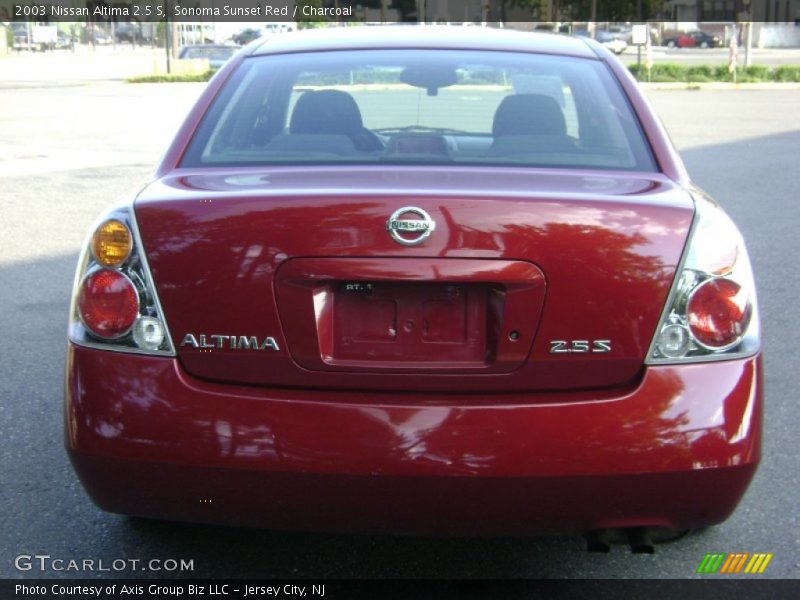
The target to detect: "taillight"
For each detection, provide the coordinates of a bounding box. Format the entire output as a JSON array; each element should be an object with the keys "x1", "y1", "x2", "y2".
[
  {"x1": 68, "y1": 206, "x2": 175, "y2": 356},
  {"x1": 686, "y1": 278, "x2": 752, "y2": 349},
  {"x1": 647, "y1": 194, "x2": 760, "y2": 364},
  {"x1": 78, "y1": 270, "x2": 139, "y2": 338}
]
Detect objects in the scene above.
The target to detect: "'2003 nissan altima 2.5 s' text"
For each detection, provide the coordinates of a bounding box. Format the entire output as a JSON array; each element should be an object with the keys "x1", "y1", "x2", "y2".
[{"x1": 66, "y1": 27, "x2": 761, "y2": 550}]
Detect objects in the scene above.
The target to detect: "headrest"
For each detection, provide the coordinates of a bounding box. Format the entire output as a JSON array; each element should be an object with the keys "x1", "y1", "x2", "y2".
[
  {"x1": 290, "y1": 90, "x2": 365, "y2": 136},
  {"x1": 492, "y1": 94, "x2": 567, "y2": 138}
]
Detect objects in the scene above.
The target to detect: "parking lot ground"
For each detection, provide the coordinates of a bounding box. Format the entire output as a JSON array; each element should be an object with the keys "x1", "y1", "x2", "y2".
[{"x1": 1, "y1": 82, "x2": 799, "y2": 579}]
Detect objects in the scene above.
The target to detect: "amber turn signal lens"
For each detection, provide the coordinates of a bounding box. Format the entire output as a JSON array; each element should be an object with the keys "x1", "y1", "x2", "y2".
[{"x1": 91, "y1": 219, "x2": 132, "y2": 267}]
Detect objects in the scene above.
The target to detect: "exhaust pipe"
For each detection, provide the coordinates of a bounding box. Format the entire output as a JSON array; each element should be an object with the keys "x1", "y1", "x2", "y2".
[
  {"x1": 627, "y1": 527, "x2": 655, "y2": 554},
  {"x1": 586, "y1": 529, "x2": 611, "y2": 553},
  {"x1": 585, "y1": 527, "x2": 658, "y2": 553}
]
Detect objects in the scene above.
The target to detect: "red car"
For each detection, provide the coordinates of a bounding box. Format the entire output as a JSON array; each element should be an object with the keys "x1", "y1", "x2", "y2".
[
  {"x1": 664, "y1": 31, "x2": 722, "y2": 48},
  {"x1": 66, "y1": 27, "x2": 761, "y2": 551}
]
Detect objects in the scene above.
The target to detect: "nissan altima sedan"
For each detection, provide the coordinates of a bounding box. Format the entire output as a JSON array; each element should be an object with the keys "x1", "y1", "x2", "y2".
[{"x1": 66, "y1": 26, "x2": 761, "y2": 549}]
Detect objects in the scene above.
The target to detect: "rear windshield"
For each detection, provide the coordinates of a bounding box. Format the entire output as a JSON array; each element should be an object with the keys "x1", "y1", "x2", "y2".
[{"x1": 182, "y1": 49, "x2": 655, "y2": 172}]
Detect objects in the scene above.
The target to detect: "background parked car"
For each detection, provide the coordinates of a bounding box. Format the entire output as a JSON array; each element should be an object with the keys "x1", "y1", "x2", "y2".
[
  {"x1": 606, "y1": 25, "x2": 632, "y2": 43},
  {"x1": 55, "y1": 30, "x2": 75, "y2": 50},
  {"x1": 595, "y1": 30, "x2": 627, "y2": 54},
  {"x1": 178, "y1": 44, "x2": 238, "y2": 70},
  {"x1": 10, "y1": 22, "x2": 57, "y2": 51},
  {"x1": 9, "y1": 22, "x2": 33, "y2": 50},
  {"x1": 664, "y1": 31, "x2": 721, "y2": 48},
  {"x1": 114, "y1": 22, "x2": 155, "y2": 44},
  {"x1": 264, "y1": 23, "x2": 296, "y2": 34},
  {"x1": 573, "y1": 28, "x2": 627, "y2": 55},
  {"x1": 233, "y1": 28, "x2": 263, "y2": 46},
  {"x1": 82, "y1": 25, "x2": 112, "y2": 46}
]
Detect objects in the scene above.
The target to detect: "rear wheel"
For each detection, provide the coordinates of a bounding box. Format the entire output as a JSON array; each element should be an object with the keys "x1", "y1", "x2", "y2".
[
  {"x1": 667, "y1": 40, "x2": 677, "y2": 48},
  {"x1": 700, "y1": 41, "x2": 710, "y2": 48}
]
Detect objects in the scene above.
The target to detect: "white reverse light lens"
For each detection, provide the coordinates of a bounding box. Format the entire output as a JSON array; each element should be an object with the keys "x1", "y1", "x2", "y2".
[
  {"x1": 656, "y1": 324, "x2": 691, "y2": 358},
  {"x1": 133, "y1": 316, "x2": 165, "y2": 350}
]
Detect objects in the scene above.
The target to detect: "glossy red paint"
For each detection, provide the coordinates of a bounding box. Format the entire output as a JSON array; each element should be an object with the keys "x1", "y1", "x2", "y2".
[
  {"x1": 66, "y1": 343, "x2": 761, "y2": 533},
  {"x1": 135, "y1": 167, "x2": 693, "y2": 393}
]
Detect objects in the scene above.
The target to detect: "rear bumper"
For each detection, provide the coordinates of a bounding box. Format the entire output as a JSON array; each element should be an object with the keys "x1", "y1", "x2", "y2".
[{"x1": 65, "y1": 344, "x2": 762, "y2": 535}]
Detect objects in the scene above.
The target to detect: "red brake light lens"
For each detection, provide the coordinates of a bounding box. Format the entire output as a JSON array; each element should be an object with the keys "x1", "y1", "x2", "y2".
[
  {"x1": 687, "y1": 278, "x2": 752, "y2": 349},
  {"x1": 78, "y1": 269, "x2": 139, "y2": 339}
]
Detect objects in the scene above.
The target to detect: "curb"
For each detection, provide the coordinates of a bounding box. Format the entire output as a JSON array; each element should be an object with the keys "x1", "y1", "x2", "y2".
[{"x1": 638, "y1": 81, "x2": 800, "y2": 90}]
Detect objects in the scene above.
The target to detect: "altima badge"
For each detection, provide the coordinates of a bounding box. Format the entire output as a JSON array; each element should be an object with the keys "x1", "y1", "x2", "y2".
[
  {"x1": 181, "y1": 333, "x2": 280, "y2": 351},
  {"x1": 386, "y1": 206, "x2": 436, "y2": 246}
]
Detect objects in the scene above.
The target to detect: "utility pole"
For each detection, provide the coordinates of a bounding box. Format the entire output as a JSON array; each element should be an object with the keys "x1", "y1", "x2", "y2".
[
  {"x1": 745, "y1": 22, "x2": 753, "y2": 67},
  {"x1": 165, "y1": 0, "x2": 172, "y2": 74}
]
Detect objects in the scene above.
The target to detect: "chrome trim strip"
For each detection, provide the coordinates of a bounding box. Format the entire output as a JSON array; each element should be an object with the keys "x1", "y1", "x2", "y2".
[
  {"x1": 643, "y1": 194, "x2": 699, "y2": 364},
  {"x1": 69, "y1": 337, "x2": 176, "y2": 357},
  {"x1": 128, "y1": 200, "x2": 177, "y2": 356}
]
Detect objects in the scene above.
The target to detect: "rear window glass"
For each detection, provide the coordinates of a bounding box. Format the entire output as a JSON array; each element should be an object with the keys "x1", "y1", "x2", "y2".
[{"x1": 182, "y1": 49, "x2": 655, "y2": 172}]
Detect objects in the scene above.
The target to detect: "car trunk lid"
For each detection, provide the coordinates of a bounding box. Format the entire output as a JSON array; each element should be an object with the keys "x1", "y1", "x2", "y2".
[{"x1": 135, "y1": 166, "x2": 693, "y2": 394}]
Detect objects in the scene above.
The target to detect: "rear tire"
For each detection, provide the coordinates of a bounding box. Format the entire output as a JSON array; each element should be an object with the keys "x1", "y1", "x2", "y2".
[
  {"x1": 666, "y1": 40, "x2": 677, "y2": 48},
  {"x1": 700, "y1": 41, "x2": 709, "y2": 49}
]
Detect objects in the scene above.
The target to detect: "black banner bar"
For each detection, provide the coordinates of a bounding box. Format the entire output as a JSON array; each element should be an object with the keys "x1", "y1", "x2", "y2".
[
  {"x1": 3, "y1": 579, "x2": 800, "y2": 600},
  {"x1": 2, "y1": 0, "x2": 799, "y2": 24}
]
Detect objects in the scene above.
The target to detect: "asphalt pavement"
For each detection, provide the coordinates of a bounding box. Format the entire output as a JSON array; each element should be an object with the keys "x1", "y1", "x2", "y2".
[{"x1": 1, "y1": 79, "x2": 798, "y2": 580}]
